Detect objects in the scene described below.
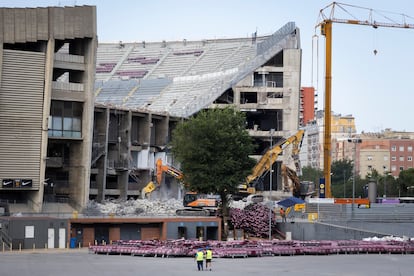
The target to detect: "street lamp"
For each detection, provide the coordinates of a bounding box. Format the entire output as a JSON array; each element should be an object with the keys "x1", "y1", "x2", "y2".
[
  {"x1": 383, "y1": 166, "x2": 387, "y2": 198},
  {"x1": 347, "y1": 138, "x2": 362, "y2": 213},
  {"x1": 269, "y1": 128, "x2": 275, "y2": 240},
  {"x1": 343, "y1": 170, "x2": 346, "y2": 198}
]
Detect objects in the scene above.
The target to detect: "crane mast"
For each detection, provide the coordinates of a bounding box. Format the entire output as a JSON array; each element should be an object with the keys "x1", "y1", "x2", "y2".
[{"x1": 316, "y1": 2, "x2": 414, "y2": 198}]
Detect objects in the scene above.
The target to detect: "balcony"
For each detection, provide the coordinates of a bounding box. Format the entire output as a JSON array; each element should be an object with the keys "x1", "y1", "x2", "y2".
[
  {"x1": 51, "y1": 81, "x2": 85, "y2": 103},
  {"x1": 52, "y1": 81, "x2": 84, "y2": 92},
  {"x1": 54, "y1": 53, "x2": 85, "y2": 71}
]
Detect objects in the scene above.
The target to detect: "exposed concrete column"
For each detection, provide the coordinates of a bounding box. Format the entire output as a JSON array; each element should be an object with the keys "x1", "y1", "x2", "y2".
[
  {"x1": 156, "y1": 116, "x2": 169, "y2": 147},
  {"x1": 281, "y1": 49, "x2": 301, "y2": 131},
  {"x1": 35, "y1": 38, "x2": 55, "y2": 212},
  {"x1": 233, "y1": 87, "x2": 240, "y2": 105},
  {"x1": 78, "y1": 35, "x2": 97, "y2": 208},
  {"x1": 143, "y1": 114, "x2": 152, "y2": 147},
  {"x1": 96, "y1": 108, "x2": 109, "y2": 202},
  {"x1": 119, "y1": 111, "x2": 132, "y2": 199}
]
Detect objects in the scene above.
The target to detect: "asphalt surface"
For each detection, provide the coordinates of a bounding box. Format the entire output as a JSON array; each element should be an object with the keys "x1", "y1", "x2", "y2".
[{"x1": 1, "y1": 249, "x2": 414, "y2": 276}]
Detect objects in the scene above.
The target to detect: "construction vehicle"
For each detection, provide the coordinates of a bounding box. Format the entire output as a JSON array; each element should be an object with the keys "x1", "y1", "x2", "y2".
[
  {"x1": 141, "y1": 159, "x2": 219, "y2": 216},
  {"x1": 238, "y1": 130, "x2": 305, "y2": 195},
  {"x1": 281, "y1": 165, "x2": 315, "y2": 199},
  {"x1": 316, "y1": 2, "x2": 414, "y2": 197},
  {"x1": 176, "y1": 192, "x2": 220, "y2": 216},
  {"x1": 141, "y1": 158, "x2": 183, "y2": 198}
]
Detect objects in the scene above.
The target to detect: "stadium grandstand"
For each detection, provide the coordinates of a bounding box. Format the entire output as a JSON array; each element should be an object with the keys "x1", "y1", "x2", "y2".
[
  {"x1": 90, "y1": 21, "x2": 302, "y2": 204},
  {"x1": 0, "y1": 5, "x2": 305, "y2": 249},
  {"x1": 94, "y1": 22, "x2": 300, "y2": 118},
  {"x1": 0, "y1": 4, "x2": 301, "y2": 215}
]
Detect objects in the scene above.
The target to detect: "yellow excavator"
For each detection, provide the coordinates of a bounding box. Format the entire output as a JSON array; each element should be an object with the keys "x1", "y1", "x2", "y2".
[
  {"x1": 281, "y1": 165, "x2": 315, "y2": 199},
  {"x1": 141, "y1": 159, "x2": 218, "y2": 215},
  {"x1": 238, "y1": 130, "x2": 305, "y2": 196},
  {"x1": 141, "y1": 158, "x2": 183, "y2": 199}
]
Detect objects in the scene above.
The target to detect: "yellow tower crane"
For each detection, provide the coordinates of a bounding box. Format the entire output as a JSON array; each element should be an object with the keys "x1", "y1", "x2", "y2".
[{"x1": 316, "y1": 2, "x2": 414, "y2": 198}]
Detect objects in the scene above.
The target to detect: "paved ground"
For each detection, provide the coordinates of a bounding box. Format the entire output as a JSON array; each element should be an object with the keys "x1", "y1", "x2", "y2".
[{"x1": 1, "y1": 249, "x2": 414, "y2": 276}]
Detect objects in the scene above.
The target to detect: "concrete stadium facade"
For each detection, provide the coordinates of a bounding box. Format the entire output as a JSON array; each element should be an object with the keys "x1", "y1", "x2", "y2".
[
  {"x1": 0, "y1": 6, "x2": 302, "y2": 214},
  {"x1": 0, "y1": 6, "x2": 97, "y2": 212}
]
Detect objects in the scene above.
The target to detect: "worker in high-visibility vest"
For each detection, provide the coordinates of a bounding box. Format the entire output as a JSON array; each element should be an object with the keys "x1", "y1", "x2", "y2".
[
  {"x1": 205, "y1": 246, "x2": 213, "y2": 271},
  {"x1": 280, "y1": 207, "x2": 286, "y2": 222},
  {"x1": 195, "y1": 248, "x2": 204, "y2": 271}
]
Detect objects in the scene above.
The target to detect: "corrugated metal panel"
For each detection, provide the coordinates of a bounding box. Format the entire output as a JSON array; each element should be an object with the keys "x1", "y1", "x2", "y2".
[{"x1": 0, "y1": 49, "x2": 45, "y2": 189}]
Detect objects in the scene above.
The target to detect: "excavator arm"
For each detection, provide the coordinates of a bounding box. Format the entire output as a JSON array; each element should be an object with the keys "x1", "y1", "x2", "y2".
[
  {"x1": 241, "y1": 130, "x2": 305, "y2": 193},
  {"x1": 142, "y1": 158, "x2": 183, "y2": 198}
]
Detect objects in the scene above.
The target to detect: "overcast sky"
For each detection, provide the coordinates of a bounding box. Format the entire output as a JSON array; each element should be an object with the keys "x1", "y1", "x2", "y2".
[{"x1": 2, "y1": 0, "x2": 414, "y2": 133}]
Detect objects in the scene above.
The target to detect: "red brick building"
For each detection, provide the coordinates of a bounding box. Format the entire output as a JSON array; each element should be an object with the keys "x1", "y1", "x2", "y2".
[
  {"x1": 389, "y1": 139, "x2": 414, "y2": 177},
  {"x1": 300, "y1": 87, "x2": 316, "y2": 126}
]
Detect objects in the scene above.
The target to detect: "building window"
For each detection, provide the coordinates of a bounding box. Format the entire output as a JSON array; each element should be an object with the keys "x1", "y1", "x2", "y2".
[
  {"x1": 408, "y1": 146, "x2": 413, "y2": 152},
  {"x1": 400, "y1": 166, "x2": 404, "y2": 171},
  {"x1": 368, "y1": 165, "x2": 372, "y2": 171},
  {"x1": 391, "y1": 145, "x2": 396, "y2": 151},
  {"x1": 391, "y1": 165, "x2": 396, "y2": 171},
  {"x1": 253, "y1": 72, "x2": 283, "y2": 87},
  {"x1": 399, "y1": 156, "x2": 404, "y2": 161},
  {"x1": 367, "y1": 156, "x2": 373, "y2": 161},
  {"x1": 391, "y1": 156, "x2": 396, "y2": 161},
  {"x1": 408, "y1": 156, "x2": 412, "y2": 161},
  {"x1": 384, "y1": 156, "x2": 388, "y2": 161},
  {"x1": 48, "y1": 101, "x2": 82, "y2": 138},
  {"x1": 399, "y1": 146, "x2": 405, "y2": 152}
]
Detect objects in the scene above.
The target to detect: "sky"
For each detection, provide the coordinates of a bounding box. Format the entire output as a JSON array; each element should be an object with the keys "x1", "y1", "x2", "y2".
[{"x1": 2, "y1": 0, "x2": 414, "y2": 133}]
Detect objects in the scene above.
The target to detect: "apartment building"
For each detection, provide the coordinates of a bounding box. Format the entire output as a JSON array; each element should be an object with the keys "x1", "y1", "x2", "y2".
[
  {"x1": 301, "y1": 111, "x2": 356, "y2": 170},
  {"x1": 389, "y1": 139, "x2": 414, "y2": 177},
  {"x1": 358, "y1": 139, "x2": 390, "y2": 178},
  {"x1": 299, "y1": 86, "x2": 316, "y2": 127}
]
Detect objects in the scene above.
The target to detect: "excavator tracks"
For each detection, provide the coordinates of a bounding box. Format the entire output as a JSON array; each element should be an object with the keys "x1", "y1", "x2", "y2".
[{"x1": 176, "y1": 208, "x2": 212, "y2": 216}]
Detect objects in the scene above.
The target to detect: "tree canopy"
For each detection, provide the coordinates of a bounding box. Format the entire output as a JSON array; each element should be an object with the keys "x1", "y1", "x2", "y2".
[
  {"x1": 301, "y1": 165, "x2": 323, "y2": 187},
  {"x1": 330, "y1": 160, "x2": 353, "y2": 198},
  {"x1": 171, "y1": 107, "x2": 256, "y2": 199},
  {"x1": 398, "y1": 168, "x2": 414, "y2": 196}
]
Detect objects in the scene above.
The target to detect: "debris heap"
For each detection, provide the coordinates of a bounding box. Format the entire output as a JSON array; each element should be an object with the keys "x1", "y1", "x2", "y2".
[{"x1": 84, "y1": 198, "x2": 184, "y2": 217}]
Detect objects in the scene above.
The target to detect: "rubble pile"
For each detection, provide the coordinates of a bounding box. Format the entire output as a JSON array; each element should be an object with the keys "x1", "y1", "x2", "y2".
[{"x1": 84, "y1": 198, "x2": 184, "y2": 216}]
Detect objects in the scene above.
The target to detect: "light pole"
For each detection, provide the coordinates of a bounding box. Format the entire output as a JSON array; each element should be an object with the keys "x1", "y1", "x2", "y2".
[
  {"x1": 347, "y1": 138, "x2": 362, "y2": 213},
  {"x1": 383, "y1": 166, "x2": 387, "y2": 198},
  {"x1": 343, "y1": 170, "x2": 346, "y2": 198},
  {"x1": 269, "y1": 128, "x2": 274, "y2": 240}
]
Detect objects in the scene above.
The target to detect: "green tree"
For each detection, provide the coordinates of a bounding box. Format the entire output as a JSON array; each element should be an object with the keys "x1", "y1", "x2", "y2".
[
  {"x1": 398, "y1": 168, "x2": 414, "y2": 196},
  {"x1": 301, "y1": 166, "x2": 323, "y2": 187},
  {"x1": 331, "y1": 160, "x2": 353, "y2": 198},
  {"x1": 170, "y1": 107, "x2": 256, "y2": 222},
  {"x1": 300, "y1": 166, "x2": 323, "y2": 197}
]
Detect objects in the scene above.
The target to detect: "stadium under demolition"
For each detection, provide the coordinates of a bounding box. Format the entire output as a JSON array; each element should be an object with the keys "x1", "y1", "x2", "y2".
[{"x1": 2, "y1": 5, "x2": 414, "y2": 253}]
